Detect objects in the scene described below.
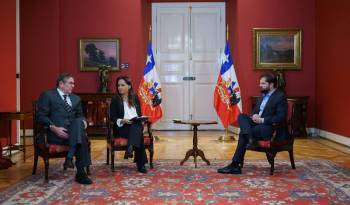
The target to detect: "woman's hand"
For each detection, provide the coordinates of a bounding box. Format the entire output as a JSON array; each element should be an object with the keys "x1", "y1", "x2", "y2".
[{"x1": 122, "y1": 118, "x2": 133, "y2": 124}]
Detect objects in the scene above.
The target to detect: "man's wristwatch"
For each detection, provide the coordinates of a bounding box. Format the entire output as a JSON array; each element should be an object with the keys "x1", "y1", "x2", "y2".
[{"x1": 49, "y1": 124, "x2": 54, "y2": 129}]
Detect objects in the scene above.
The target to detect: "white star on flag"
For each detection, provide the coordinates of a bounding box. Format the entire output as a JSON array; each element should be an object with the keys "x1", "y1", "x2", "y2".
[
  {"x1": 221, "y1": 53, "x2": 229, "y2": 64},
  {"x1": 146, "y1": 55, "x2": 152, "y2": 65}
]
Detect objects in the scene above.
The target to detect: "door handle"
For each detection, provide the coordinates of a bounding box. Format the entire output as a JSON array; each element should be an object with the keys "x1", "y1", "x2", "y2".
[{"x1": 183, "y1": 76, "x2": 196, "y2": 81}]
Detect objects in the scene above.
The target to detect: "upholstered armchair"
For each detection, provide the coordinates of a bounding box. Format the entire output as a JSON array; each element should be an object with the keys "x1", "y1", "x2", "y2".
[
  {"x1": 32, "y1": 101, "x2": 91, "y2": 182},
  {"x1": 106, "y1": 119, "x2": 154, "y2": 172},
  {"x1": 244, "y1": 99, "x2": 296, "y2": 175}
]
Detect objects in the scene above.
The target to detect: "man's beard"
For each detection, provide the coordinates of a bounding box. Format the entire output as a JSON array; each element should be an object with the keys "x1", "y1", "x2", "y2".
[{"x1": 260, "y1": 88, "x2": 269, "y2": 94}]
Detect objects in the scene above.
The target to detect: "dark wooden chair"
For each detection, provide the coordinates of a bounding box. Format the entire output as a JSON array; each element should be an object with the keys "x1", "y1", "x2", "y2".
[
  {"x1": 244, "y1": 99, "x2": 296, "y2": 175},
  {"x1": 106, "y1": 119, "x2": 154, "y2": 172},
  {"x1": 32, "y1": 101, "x2": 91, "y2": 182}
]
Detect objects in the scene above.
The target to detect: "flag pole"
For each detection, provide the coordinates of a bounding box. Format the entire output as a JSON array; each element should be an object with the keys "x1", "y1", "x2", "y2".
[
  {"x1": 147, "y1": 24, "x2": 160, "y2": 141},
  {"x1": 218, "y1": 24, "x2": 236, "y2": 141},
  {"x1": 149, "y1": 25, "x2": 152, "y2": 42}
]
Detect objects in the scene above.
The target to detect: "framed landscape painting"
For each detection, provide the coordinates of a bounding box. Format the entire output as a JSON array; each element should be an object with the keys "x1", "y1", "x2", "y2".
[
  {"x1": 253, "y1": 28, "x2": 302, "y2": 70},
  {"x1": 79, "y1": 38, "x2": 120, "y2": 71}
]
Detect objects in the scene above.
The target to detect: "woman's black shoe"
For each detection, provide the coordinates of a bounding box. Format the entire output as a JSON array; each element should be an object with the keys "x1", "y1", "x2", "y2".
[
  {"x1": 124, "y1": 151, "x2": 133, "y2": 159},
  {"x1": 137, "y1": 165, "x2": 147, "y2": 173},
  {"x1": 75, "y1": 173, "x2": 93, "y2": 185},
  {"x1": 63, "y1": 158, "x2": 74, "y2": 169},
  {"x1": 124, "y1": 145, "x2": 134, "y2": 159}
]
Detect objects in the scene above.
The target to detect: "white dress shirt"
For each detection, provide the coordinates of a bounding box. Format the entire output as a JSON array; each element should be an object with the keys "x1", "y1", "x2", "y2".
[
  {"x1": 116, "y1": 100, "x2": 138, "y2": 127},
  {"x1": 57, "y1": 88, "x2": 72, "y2": 106}
]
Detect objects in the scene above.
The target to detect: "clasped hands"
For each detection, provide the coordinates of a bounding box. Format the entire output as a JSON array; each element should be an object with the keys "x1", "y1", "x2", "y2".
[
  {"x1": 121, "y1": 118, "x2": 145, "y2": 125},
  {"x1": 251, "y1": 114, "x2": 263, "y2": 124},
  {"x1": 50, "y1": 120, "x2": 87, "y2": 139}
]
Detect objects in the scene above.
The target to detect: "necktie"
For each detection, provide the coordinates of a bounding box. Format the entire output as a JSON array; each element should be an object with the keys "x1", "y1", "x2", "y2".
[{"x1": 63, "y1": 94, "x2": 72, "y2": 112}]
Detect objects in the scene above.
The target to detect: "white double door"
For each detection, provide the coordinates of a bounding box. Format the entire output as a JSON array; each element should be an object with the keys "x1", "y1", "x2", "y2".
[{"x1": 152, "y1": 2, "x2": 225, "y2": 130}]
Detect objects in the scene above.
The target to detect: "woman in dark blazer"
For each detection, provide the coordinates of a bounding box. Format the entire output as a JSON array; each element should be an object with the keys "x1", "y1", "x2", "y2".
[{"x1": 110, "y1": 76, "x2": 148, "y2": 173}]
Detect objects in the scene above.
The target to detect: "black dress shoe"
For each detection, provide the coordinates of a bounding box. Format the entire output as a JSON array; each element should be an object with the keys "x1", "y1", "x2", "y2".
[
  {"x1": 124, "y1": 145, "x2": 134, "y2": 159},
  {"x1": 124, "y1": 151, "x2": 134, "y2": 159},
  {"x1": 137, "y1": 165, "x2": 147, "y2": 173},
  {"x1": 63, "y1": 158, "x2": 74, "y2": 169},
  {"x1": 75, "y1": 173, "x2": 93, "y2": 185},
  {"x1": 217, "y1": 163, "x2": 242, "y2": 174}
]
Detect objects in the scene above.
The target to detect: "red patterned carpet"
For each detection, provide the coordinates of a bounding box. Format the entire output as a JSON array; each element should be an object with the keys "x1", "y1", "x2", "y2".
[{"x1": 0, "y1": 160, "x2": 349, "y2": 205}]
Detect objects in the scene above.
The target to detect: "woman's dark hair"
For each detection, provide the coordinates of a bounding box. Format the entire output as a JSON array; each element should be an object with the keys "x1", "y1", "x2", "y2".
[
  {"x1": 259, "y1": 72, "x2": 277, "y2": 88},
  {"x1": 116, "y1": 76, "x2": 136, "y2": 107}
]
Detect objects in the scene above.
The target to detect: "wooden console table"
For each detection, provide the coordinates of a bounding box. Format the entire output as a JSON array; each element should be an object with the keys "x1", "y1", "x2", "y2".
[
  {"x1": 251, "y1": 96, "x2": 309, "y2": 137},
  {"x1": 77, "y1": 93, "x2": 115, "y2": 137},
  {"x1": 173, "y1": 120, "x2": 217, "y2": 168},
  {"x1": 0, "y1": 112, "x2": 32, "y2": 162}
]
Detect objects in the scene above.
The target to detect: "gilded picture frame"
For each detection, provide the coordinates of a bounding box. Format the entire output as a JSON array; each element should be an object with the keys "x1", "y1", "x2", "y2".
[
  {"x1": 79, "y1": 38, "x2": 120, "y2": 71},
  {"x1": 253, "y1": 28, "x2": 302, "y2": 69}
]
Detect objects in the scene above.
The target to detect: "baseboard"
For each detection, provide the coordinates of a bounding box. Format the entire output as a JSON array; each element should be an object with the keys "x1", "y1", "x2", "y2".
[
  {"x1": 307, "y1": 127, "x2": 319, "y2": 137},
  {"x1": 20, "y1": 129, "x2": 33, "y2": 137},
  {"x1": 318, "y1": 129, "x2": 350, "y2": 147}
]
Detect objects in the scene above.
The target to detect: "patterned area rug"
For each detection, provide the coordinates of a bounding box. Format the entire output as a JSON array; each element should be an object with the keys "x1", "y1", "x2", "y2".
[{"x1": 0, "y1": 160, "x2": 349, "y2": 205}]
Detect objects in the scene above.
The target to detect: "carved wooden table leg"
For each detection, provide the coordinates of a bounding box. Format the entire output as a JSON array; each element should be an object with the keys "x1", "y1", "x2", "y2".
[
  {"x1": 180, "y1": 124, "x2": 210, "y2": 168},
  {"x1": 197, "y1": 149, "x2": 210, "y2": 166},
  {"x1": 180, "y1": 149, "x2": 194, "y2": 165}
]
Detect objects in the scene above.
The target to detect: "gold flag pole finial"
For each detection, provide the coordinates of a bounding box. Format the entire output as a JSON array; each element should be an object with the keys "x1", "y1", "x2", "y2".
[
  {"x1": 149, "y1": 25, "x2": 152, "y2": 42},
  {"x1": 226, "y1": 24, "x2": 229, "y2": 41}
]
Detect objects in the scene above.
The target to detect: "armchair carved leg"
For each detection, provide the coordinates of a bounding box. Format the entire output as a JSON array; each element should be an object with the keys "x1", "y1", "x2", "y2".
[
  {"x1": 44, "y1": 158, "x2": 49, "y2": 182},
  {"x1": 32, "y1": 152, "x2": 38, "y2": 175},
  {"x1": 106, "y1": 147, "x2": 110, "y2": 165},
  {"x1": 268, "y1": 152, "x2": 276, "y2": 175},
  {"x1": 149, "y1": 147, "x2": 154, "y2": 169},
  {"x1": 111, "y1": 149, "x2": 115, "y2": 172},
  {"x1": 289, "y1": 149, "x2": 296, "y2": 169}
]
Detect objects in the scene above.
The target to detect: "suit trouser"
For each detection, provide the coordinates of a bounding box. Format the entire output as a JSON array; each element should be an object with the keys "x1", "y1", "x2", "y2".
[
  {"x1": 232, "y1": 114, "x2": 273, "y2": 164},
  {"x1": 118, "y1": 122, "x2": 148, "y2": 167},
  {"x1": 67, "y1": 117, "x2": 91, "y2": 170}
]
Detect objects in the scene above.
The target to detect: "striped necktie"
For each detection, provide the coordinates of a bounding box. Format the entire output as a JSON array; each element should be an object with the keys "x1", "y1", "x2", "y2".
[{"x1": 63, "y1": 94, "x2": 72, "y2": 112}]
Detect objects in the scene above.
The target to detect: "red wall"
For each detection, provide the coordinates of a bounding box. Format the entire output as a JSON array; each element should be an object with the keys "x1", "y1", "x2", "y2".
[
  {"x1": 21, "y1": 0, "x2": 316, "y2": 129},
  {"x1": 0, "y1": 0, "x2": 17, "y2": 143},
  {"x1": 21, "y1": 0, "x2": 147, "y2": 113},
  {"x1": 227, "y1": 0, "x2": 316, "y2": 126},
  {"x1": 20, "y1": 0, "x2": 60, "y2": 113},
  {"x1": 316, "y1": 0, "x2": 350, "y2": 137}
]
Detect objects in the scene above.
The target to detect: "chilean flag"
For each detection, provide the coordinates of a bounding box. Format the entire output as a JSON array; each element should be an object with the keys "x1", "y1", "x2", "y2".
[
  {"x1": 138, "y1": 42, "x2": 163, "y2": 123},
  {"x1": 214, "y1": 41, "x2": 242, "y2": 128}
]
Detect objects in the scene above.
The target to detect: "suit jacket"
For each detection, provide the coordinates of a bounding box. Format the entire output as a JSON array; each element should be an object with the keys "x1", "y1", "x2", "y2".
[
  {"x1": 252, "y1": 89, "x2": 290, "y2": 140},
  {"x1": 110, "y1": 94, "x2": 142, "y2": 136},
  {"x1": 37, "y1": 89, "x2": 85, "y2": 145}
]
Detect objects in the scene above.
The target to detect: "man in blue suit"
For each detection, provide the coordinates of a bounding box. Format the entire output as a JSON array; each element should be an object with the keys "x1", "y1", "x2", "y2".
[
  {"x1": 37, "y1": 73, "x2": 92, "y2": 184},
  {"x1": 218, "y1": 73, "x2": 289, "y2": 174}
]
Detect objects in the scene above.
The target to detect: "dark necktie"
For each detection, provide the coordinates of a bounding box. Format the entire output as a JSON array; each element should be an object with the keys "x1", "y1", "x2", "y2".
[{"x1": 63, "y1": 94, "x2": 72, "y2": 112}]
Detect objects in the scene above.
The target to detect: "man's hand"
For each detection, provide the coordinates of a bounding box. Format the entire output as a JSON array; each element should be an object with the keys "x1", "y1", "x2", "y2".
[
  {"x1": 251, "y1": 114, "x2": 263, "y2": 124},
  {"x1": 50, "y1": 126, "x2": 69, "y2": 139}
]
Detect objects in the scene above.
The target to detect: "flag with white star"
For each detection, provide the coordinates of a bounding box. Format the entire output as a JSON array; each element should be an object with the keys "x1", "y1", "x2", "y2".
[
  {"x1": 138, "y1": 42, "x2": 163, "y2": 123},
  {"x1": 214, "y1": 41, "x2": 242, "y2": 128}
]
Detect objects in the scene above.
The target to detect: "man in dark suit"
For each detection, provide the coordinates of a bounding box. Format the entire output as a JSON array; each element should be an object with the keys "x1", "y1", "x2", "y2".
[
  {"x1": 218, "y1": 73, "x2": 289, "y2": 174},
  {"x1": 37, "y1": 73, "x2": 92, "y2": 184}
]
